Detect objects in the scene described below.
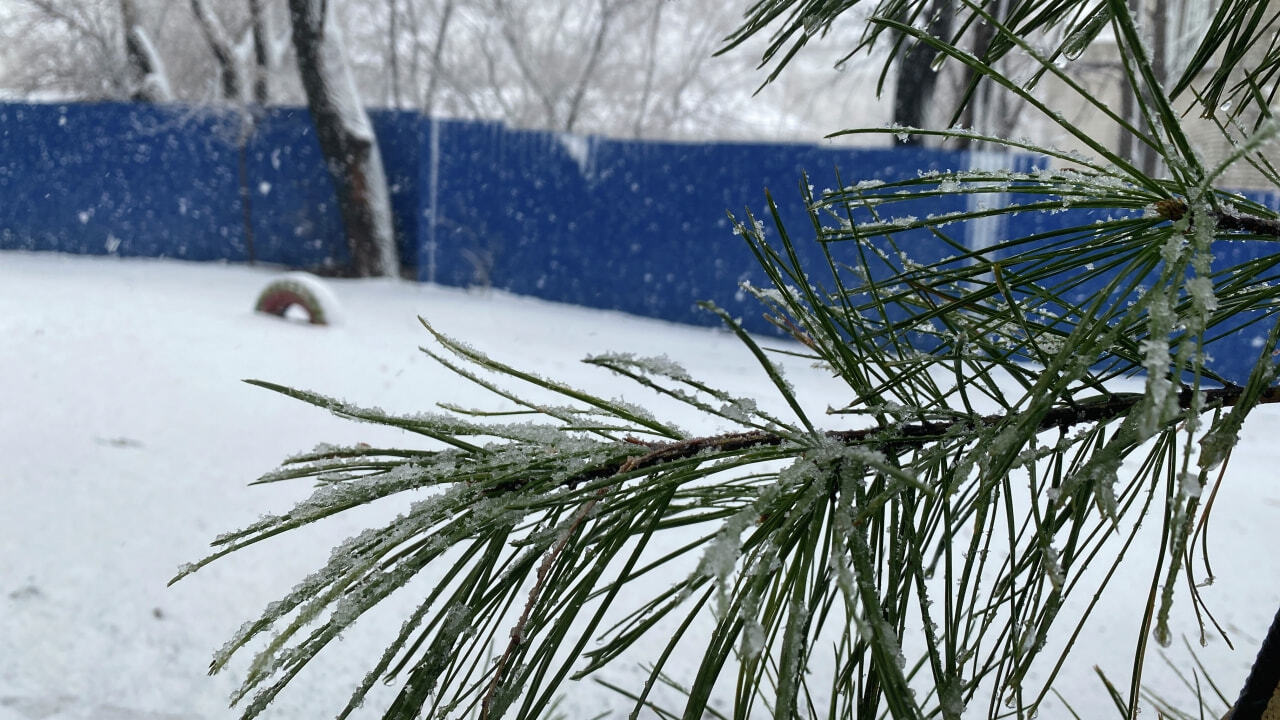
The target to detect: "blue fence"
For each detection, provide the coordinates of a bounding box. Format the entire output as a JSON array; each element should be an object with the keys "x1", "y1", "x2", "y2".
[
  {"x1": 0, "y1": 102, "x2": 425, "y2": 269},
  {"x1": 0, "y1": 101, "x2": 1031, "y2": 323},
  {"x1": 1, "y1": 101, "x2": 1276, "y2": 383},
  {"x1": 425, "y1": 121, "x2": 1042, "y2": 329}
]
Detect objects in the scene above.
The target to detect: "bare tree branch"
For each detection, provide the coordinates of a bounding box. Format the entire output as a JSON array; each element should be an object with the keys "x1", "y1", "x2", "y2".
[
  {"x1": 631, "y1": 1, "x2": 665, "y2": 137},
  {"x1": 562, "y1": 0, "x2": 615, "y2": 132},
  {"x1": 490, "y1": 0, "x2": 557, "y2": 126},
  {"x1": 1157, "y1": 198, "x2": 1280, "y2": 238},
  {"x1": 423, "y1": 0, "x2": 454, "y2": 116},
  {"x1": 386, "y1": 0, "x2": 401, "y2": 107},
  {"x1": 248, "y1": 0, "x2": 270, "y2": 103},
  {"x1": 120, "y1": 0, "x2": 171, "y2": 102},
  {"x1": 190, "y1": 0, "x2": 243, "y2": 101}
]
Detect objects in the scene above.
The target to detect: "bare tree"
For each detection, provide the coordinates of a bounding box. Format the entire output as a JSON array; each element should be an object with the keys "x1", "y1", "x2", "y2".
[
  {"x1": 372, "y1": 0, "x2": 758, "y2": 138},
  {"x1": 385, "y1": 0, "x2": 402, "y2": 107},
  {"x1": 892, "y1": 1, "x2": 953, "y2": 145},
  {"x1": 422, "y1": 0, "x2": 454, "y2": 115},
  {"x1": 120, "y1": 0, "x2": 172, "y2": 101},
  {"x1": 472, "y1": 0, "x2": 625, "y2": 131},
  {"x1": 287, "y1": 0, "x2": 398, "y2": 277},
  {"x1": 245, "y1": 0, "x2": 303, "y2": 105},
  {"x1": 630, "y1": 1, "x2": 665, "y2": 137},
  {"x1": 189, "y1": 0, "x2": 242, "y2": 101},
  {"x1": 0, "y1": 0, "x2": 295, "y2": 104},
  {"x1": 560, "y1": 0, "x2": 615, "y2": 132},
  {"x1": 377, "y1": 0, "x2": 453, "y2": 113},
  {"x1": 1, "y1": 0, "x2": 907, "y2": 145},
  {"x1": 623, "y1": 1, "x2": 749, "y2": 138},
  {"x1": 0, "y1": 0, "x2": 122, "y2": 98},
  {"x1": 247, "y1": 0, "x2": 270, "y2": 103}
]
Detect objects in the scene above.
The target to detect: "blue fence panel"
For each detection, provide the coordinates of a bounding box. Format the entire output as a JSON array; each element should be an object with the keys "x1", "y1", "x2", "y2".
[
  {"x1": 207, "y1": 106, "x2": 424, "y2": 270},
  {"x1": 243, "y1": 106, "x2": 346, "y2": 268},
  {"x1": 0, "y1": 102, "x2": 243, "y2": 259},
  {"x1": 425, "y1": 122, "x2": 991, "y2": 335},
  {"x1": 1206, "y1": 191, "x2": 1280, "y2": 383},
  {"x1": 0, "y1": 102, "x2": 424, "y2": 271},
  {"x1": 369, "y1": 110, "x2": 425, "y2": 272},
  {"x1": 426, "y1": 119, "x2": 512, "y2": 288}
]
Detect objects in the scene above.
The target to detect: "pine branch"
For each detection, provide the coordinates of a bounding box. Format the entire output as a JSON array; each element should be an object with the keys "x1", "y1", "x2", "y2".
[
  {"x1": 472, "y1": 381, "x2": 1280, "y2": 717},
  {"x1": 1155, "y1": 199, "x2": 1280, "y2": 238},
  {"x1": 548, "y1": 384, "x2": 1280, "y2": 492}
]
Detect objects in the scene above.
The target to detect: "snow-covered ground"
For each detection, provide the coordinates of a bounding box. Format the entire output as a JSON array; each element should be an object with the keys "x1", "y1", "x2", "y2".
[{"x1": 3, "y1": 251, "x2": 1280, "y2": 719}]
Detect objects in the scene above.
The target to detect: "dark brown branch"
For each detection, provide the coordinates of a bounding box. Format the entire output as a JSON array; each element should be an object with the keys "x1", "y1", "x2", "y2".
[
  {"x1": 1155, "y1": 199, "x2": 1280, "y2": 238},
  {"x1": 481, "y1": 485, "x2": 608, "y2": 720},
  {"x1": 248, "y1": 0, "x2": 269, "y2": 104},
  {"x1": 190, "y1": 0, "x2": 242, "y2": 101},
  {"x1": 1216, "y1": 208, "x2": 1280, "y2": 237},
  {"x1": 549, "y1": 384, "x2": 1280, "y2": 491}
]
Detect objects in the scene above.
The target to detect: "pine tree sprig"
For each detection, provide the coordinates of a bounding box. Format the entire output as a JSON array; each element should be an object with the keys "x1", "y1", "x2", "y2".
[{"x1": 182, "y1": 1, "x2": 1280, "y2": 717}]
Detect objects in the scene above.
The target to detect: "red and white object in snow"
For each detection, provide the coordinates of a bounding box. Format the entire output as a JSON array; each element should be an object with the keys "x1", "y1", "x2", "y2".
[{"x1": 254, "y1": 272, "x2": 342, "y2": 326}]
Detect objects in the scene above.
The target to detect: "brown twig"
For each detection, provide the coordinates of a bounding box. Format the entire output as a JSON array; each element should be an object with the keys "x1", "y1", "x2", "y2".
[
  {"x1": 1155, "y1": 199, "x2": 1280, "y2": 238},
  {"x1": 1216, "y1": 208, "x2": 1280, "y2": 237},
  {"x1": 764, "y1": 313, "x2": 819, "y2": 350},
  {"x1": 551, "y1": 384, "x2": 1280, "y2": 491},
  {"x1": 480, "y1": 483, "x2": 609, "y2": 720}
]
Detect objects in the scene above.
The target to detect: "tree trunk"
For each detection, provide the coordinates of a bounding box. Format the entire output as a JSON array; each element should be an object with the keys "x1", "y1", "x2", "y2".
[
  {"x1": 387, "y1": 0, "x2": 401, "y2": 108},
  {"x1": 287, "y1": 0, "x2": 399, "y2": 277},
  {"x1": 562, "y1": 0, "x2": 615, "y2": 133},
  {"x1": 1143, "y1": 0, "x2": 1168, "y2": 178},
  {"x1": 423, "y1": 0, "x2": 455, "y2": 116},
  {"x1": 120, "y1": 0, "x2": 172, "y2": 102},
  {"x1": 892, "y1": 0, "x2": 953, "y2": 145},
  {"x1": 248, "y1": 0, "x2": 270, "y2": 104},
  {"x1": 190, "y1": 0, "x2": 242, "y2": 101}
]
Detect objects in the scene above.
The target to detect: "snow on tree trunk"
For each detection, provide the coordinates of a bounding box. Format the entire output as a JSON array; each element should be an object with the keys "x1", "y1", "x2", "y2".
[{"x1": 288, "y1": 0, "x2": 399, "y2": 278}]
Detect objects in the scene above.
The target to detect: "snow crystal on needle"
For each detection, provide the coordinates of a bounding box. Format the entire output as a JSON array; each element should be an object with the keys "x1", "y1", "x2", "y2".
[{"x1": 588, "y1": 352, "x2": 691, "y2": 381}]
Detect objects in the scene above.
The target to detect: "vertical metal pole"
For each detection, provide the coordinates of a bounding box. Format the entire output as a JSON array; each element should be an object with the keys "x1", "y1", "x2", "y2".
[
  {"x1": 238, "y1": 111, "x2": 257, "y2": 265},
  {"x1": 427, "y1": 115, "x2": 440, "y2": 284}
]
